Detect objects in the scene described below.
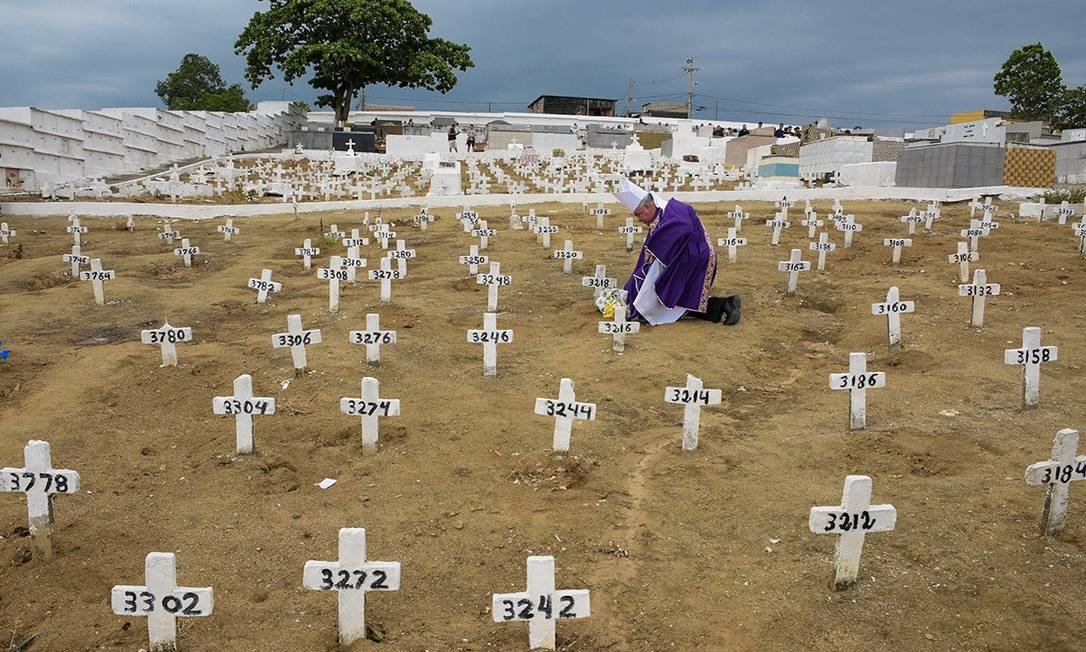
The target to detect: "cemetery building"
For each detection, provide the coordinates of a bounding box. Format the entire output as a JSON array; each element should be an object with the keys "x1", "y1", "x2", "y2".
[
  {"x1": 528, "y1": 95, "x2": 617, "y2": 117},
  {"x1": 641, "y1": 102, "x2": 689, "y2": 119}
]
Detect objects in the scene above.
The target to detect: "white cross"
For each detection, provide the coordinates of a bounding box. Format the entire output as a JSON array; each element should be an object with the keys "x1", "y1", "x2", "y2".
[
  {"x1": 63, "y1": 243, "x2": 87, "y2": 278},
  {"x1": 295, "y1": 238, "x2": 321, "y2": 270},
  {"x1": 217, "y1": 217, "x2": 239, "y2": 242},
  {"x1": 581, "y1": 264, "x2": 616, "y2": 298},
  {"x1": 140, "y1": 322, "x2": 193, "y2": 367},
  {"x1": 247, "y1": 269, "x2": 282, "y2": 304},
  {"x1": 664, "y1": 374, "x2": 722, "y2": 451},
  {"x1": 882, "y1": 237, "x2": 912, "y2": 265},
  {"x1": 340, "y1": 377, "x2": 400, "y2": 452},
  {"x1": 0, "y1": 222, "x2": 15, "y2": 244},
  {"x1": 835, "y1": 214, "x2": 863, "y2": 248},
  {"x1": 272, "y1": 314, "x2": 322, "y2": 373},
  {"x1": 534, "y1": 378, "x2": 596, "y2": 452},
  {"x1": 801, "y1": 212, "x2": 823, "y2": 239},
  {"x1": 598, "y1": 291, "x2": 638, "y2": 352},
  {"x1": 717, "y1": 227, "x2": 748, "y2": 264},
  {"x1": 414, "y1": 212, "x2": 434, "y2": 231},
  {"x1": 374, "y1": 227, "x2": 396, "y2": 250},
  {"x1": 765, "y1": 213, "x2": 790, "y2": 246},
  {"x1": 728, "y1": 205, "x2": 749, "y2": 230},
  {"x1": 968, "y1": 196, "x2": 991, "y2": 218},
  {"x1": 829, "y1": 352, "x2": 886, "y2": 431},
  {"x1": 472, "y1": 220, "x2": 496, "y2": 250},
  {"x1": 303, "y1": 527, "x2": 401, "y2": 646},
  {"x1": 535, "y1": 217, "x2": 558, "y2": 248},
  {"x1": 922, "y1": 203, "x2": 940, "y2": 231},
  {"x1": 67, "y1": 216, "x2": 87, "y2": 246},
  {"x1": 111, "y1": 552, "x2": 214, "y2": 651},
  {"x1": 172, "y1": 237, "x2": 200, "y2": 268},
  {"x1": 899, "y1": 208, "x2": 923, "y2": 235},
  {"x1": 618, "y1": 217, "x2": 643, "y2": 252},
  {"x1": 317, "y1": 256, "x2": 348, "y2": 312},
  {"x1": 79, "y1": 258, "x2": 115, "y2": 305},
  {"x1": 958, "y1": 268, "x2": 1000, "y2": 328},
  {"x1": 477, "y1": 262, "x2": 511, "y2": 311},
  {"x1": 1054, "y1": 201, "x2": 1075, "y2": 225},
  {"x1": 777, "y1": 248, "x2": 811, "y2": 295},
  {"x1": 1025, "y1": 428, "x2": 1085, "y2": 536},
  {"x1": 126, "y1": 215, "x2": 135, "y2": 232},
  {"x1": 1074, "y1": 218, "x2": 1086, "y2": 255},
  {"x1": 325, "y1": 224, "x2": 345, "y2": 239},
  {"x1": 1004, "y1": 326, "x2": 1058, "y2": 408},
  {"x1": 590, "y1": 203, "x2": 610, "y2": 229},
  {"x1": 960, "y1": 219, "x2": 989, "y2": 253},
  {"x1": 0, "y1": 440, "x2": 80, "y2": 541},
  {"x1": 157, "y1": 222, "x2": 176, "y2": 243},
  {"x1": 368, "y1": 257, "x2": 402, "y2": 303},
  {"x1": 349, "y1": 313, "x2": 397, "y2": 366},
  {"x1": 980, "y1": 207, "x2": 1000, "y2": 235},
  {"x1": 809, "y1": 475, "x2": 896, "y2": 590},
  {"x1": 468, "y1": 311, "x2": 514, "y2": 376},
  {"x1": 212, "y1": 373, "x2": 275, "y2": 454},
  {"x1": 871, "y1": 286, "x2": 914, "y2": 349},
  {"x1": 491, "y1": 555, "x2": 591, "y2": 650},
  {"x1": 388, "y1": 239, "x2": 415, "y2": 278},
  {"x1": 553, "y1": 240, "x2": 583, "y2": 274},
  {"x1": 947, "y1": 242, "x2": 978, "y2": 283},
  {"x1": 809, "y1": 232, "x2": 836, "y2": 272}
]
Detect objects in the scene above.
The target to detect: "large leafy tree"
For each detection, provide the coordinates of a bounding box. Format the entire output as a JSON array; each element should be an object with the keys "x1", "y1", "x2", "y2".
[
  {"x1": 1057, "y1": 86, "x2": 1086, "y2": 130},
  {"x1": 235, "y1": 0, "x2": 474, "y2": 125},
  {"x1": 156, "y1": 53, "x2": 254, "y2": 112},
  {"x1": 993, "y1": 43, "x2": 1065, "y2": 125}
]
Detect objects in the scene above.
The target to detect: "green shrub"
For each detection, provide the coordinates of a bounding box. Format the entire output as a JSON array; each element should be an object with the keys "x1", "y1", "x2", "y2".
[{"x1": 1042, "y1": 187, "x2": 1086, "y2": 204}]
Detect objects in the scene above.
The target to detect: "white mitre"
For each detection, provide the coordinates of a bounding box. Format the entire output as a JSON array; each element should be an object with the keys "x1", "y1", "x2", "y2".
[{"x1": 613, "y1": 178, "x2": 665, "y2": 212}]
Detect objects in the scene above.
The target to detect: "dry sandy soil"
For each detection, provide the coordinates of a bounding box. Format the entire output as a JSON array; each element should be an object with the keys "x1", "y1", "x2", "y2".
[{"x1": 0, "y1": 199, "x2": 1084, "y2": 651}]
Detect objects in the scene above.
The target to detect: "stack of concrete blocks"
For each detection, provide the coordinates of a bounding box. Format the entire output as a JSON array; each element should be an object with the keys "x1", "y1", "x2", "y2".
[
  {"x1": 1002, "y1": 146, "x2": 1055, "y2": 187},
  {"x1": 895, "y1": 142, "x2": 1005, "y2": 188},
  {"x1": 798, "y1": 136, "x2": 874, "y2": 180},
  {"x1": 1049, "y1": 133, "x2": 1086, "y2": 183}
]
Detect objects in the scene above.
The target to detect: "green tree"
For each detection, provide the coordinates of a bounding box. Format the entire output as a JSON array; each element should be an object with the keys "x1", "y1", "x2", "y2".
[
  {"x1": 235, "y1": 0, "x2": 474, "y2": 125},
  {"x1": 993, "y1": 43, "x2": 1065, "y2": 125},
  {"x1": 1056, "y1": 86, "x2": 1086, "y2": 130},
  {"x1": 156, "y1": 53, "x2": 254, "y2": 111}
]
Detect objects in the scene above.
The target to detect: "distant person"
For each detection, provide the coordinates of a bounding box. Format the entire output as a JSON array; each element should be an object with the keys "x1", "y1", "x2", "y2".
[
  {"x1": 757, "y1": 121, "x2": 763, "y2": 130},
  {"x1": 737, "y1": 124, "x2": 750, "y2": 136},
  {"x1": 466, "y1": 125, "x2": 476, "y2": 152},
  {"x1": 448, "y1": 125, "x2": 457, "y2": 152},
  {"x1": 774, "y1": 123, "x2": 785, "y2": 138}
]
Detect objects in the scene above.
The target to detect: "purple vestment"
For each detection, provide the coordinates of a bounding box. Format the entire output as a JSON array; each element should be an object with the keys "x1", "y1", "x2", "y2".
[{"x1": 624, "y1": 198, "x2": 717, "y2": 320}]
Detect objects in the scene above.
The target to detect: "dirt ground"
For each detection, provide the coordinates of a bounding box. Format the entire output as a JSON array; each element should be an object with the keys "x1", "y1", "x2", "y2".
[{"x1": 0, "y1": 198, "x2": 1084, "y2": 651}]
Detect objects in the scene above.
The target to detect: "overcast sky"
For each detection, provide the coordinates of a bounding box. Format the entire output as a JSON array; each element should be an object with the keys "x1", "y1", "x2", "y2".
[{"x1": 2, "y1": 0, "x2": 1084, "y2": 129}]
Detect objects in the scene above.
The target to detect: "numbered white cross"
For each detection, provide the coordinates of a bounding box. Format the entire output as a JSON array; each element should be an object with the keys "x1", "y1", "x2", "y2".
[
  {"x1": 340, "y1": 377, "x2": 400, "y2": 452},
  {"x1": 468, "y1": 312, "x2": 513, "y2": 376},
  {"x1": 590, "y1": 204, "x2": 610, "y2": 229},
  {"x1": 777, "y1": 249, "x2": 811, "y2": 295},
  {"x1": 581, "y1": 264, "x2": 616, "y2": 298},
  {"x1": 217, "y1": 218, "x2": 239, "y2": 242},
  {"x1": 460, "y1": 244, "x2": 488, "y2": 277},
  {"x1": 477, "y1": 262, "x2": 511, "y2": 311},
  {"x1": 318, "y1": 256, "x2": 348, "y2": 312},
  {"x1": 0, "y1": 222, "x2": 15, "y2": 244},
  {"x1": 728, "y1": 206, "x2": 749, "y2": 231},
  {"x1": 871, "y1": 287, "x2": 914, "y2": 348},
  {"x1": 80, "y1": 258, "x2": 115, "y2": 305},
  {"x1": 899, "y1": 209, "x2": 923, "y2": 235},
  {"x1": 534, "y1": 378, "x2": 596, "y2": 452},
  {"x1": 809, "y1": 475, "x2": 896, "y2": 590},
  {"x1": 1074, "y1": 220, "x2": 1086, "y2": 255},
  {"x1": 534, "y1": 218, "x2": 558, "y2": 248},
  {"x1": 981, "y1": 206, "x2": 1000, "y2": 234},
  {"x1": 618, "y1": 217, "x2": 643, "y2": 252},
  {"x1": 1025, "y1": 428, "x2": 1085, "y2": 535},
  {"x1": 1054, "y1": 201, "x2": 1075, "y2": 225},
  {"x1": 272, "y1": 314, "x2": 322, "y2": 373},
  {"x1": 598, "y1": 293, "x2": 638, "y2": 353},
  {"x1": 67, "y1": 217, "x2": 87, "y2": 246},
  {"x1": 414, "y1": 212, "x2": 433, "y2": 230},
  {"x1": 63, "y1": 244, "x2": 87, "y2": 278},
  {"x1": 947, "y1": 242, "x2": 978, "y2": 283},
  {"x1": 835, "y1": 215, "x2": 862, "y2": 248},
  {"x1": 212, "y1": 373, "x2": 275, "y2": 454},
  {"x1": 0, "y1": 440, "x2": 79, "y2": 541},
  {"x1": 960, "y1": 219, "x2": 989, "y2": 253},
  {"x1": 802, "y1": 212, "x2": 823, "y2": 239},
  {"x1": 388, "y1": 239, "x2": 415, "y2": 277},
  {"x1": 809, "y1": 232, "x2": 836, "y2": 272},
  {"x1": 492, "y1": 555, "x2": 590, "y2": 651},
  {"x1": 303, "y1": 527, "x2": 401, "y2": 647},
  {"x1": 718, "y1": 227, "x2": 748, "y2": 264},
  {"x1": 829, "y1": 352, "x2": 886, "y2": 431},
  {"x1": 247, "y1": 269, "x2": 282, "y2": 304},
  {"x1": 173, "y1": 238, "x2": 200, "y2": 268},
  {"x1": 111, "y1": 552, "x2": 214, "y2": 652},
  {"x1": 126, "y1": 215, "x2": 135, "y2": 232},
  {"x1": 553, "y1": 240, "x2": 583, "y2": 274},
  {"x1": 664, "y1": 374, "x2": 722, "y2": 451},
  {"x1": 1004, "y1": 326, "x2": 1058, "y2": 408},
  {"x1": 368, "y1": 257, "x2": 402, "y2": 303},
  {"x1": 765, "y1": 214, "x2": 790, "y2": 246},
  {"x1": 295, "y1": 239, "x2": 320, "y2": 270},
  {"x1": 157, "y1": 222, "x2": 176, "y2": 244},
  {"x1": 325, "y1": 224, "x2": 345, "y2": 240},
  {"x1": 141, "y1": 322, "x2": 193, "y2": 367},
  {"x1": 472, "y1": 220, "x2": 496, "y2": 250},
  {"x1": 349, "y1": 313, "x2": 397, "y2": 365},
  {"x1": 922, "y1": 204, "x2": 940, "y2": 232},
  {"x1": 882, "y1": 238, "x2": 911, "y2": 264},
  {"x1": 957, "y1": 269, "x2": 1000, "y2": 328}
]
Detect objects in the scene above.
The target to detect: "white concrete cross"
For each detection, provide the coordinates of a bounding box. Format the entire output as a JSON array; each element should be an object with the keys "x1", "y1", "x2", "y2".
[
  {"x1": 414, "y1": 211, "x2": 434, "y2": 230},
  {"x1": 777, "y1": 248, "x2": 811, "y2": 295},
  {"x1": 765, "y1": 213, "x2": 790, "y2": 246},
  {"x1": 809, "y1": 475, "x2": 896, "y2": 590},
  {"x1": 0, "y1": 222, "x2": 15, "y2": 245},
  {"x1": 472, "y1": 220, "x2": 497, "y2": 250},
  {"x1": 213, "y1": 373, "x2": 275, "y2": 454},
  {"x1": 492, "y1": 555, "x2": 591, "y2": 651},
  {"x1": 899, "y1": 208, "x2": 924, "y2": 235},
  {"x1": 172, "y1": 238, "x2": 200, "y2": 268},
  {"x1": 1025, "y1": 428, "x2": 1085, "y2": 536},
  {"x1": 67, "y1": 217, "x2": 87, "y2": 246},
  {"x1": 829, "y1": 352, "x2": 886, "y2": 431},
  {"x1": 369, "y1": 257, "x2": 402, "y2": 303},
  {"x1": 0, "y1": 440, "x2": 80, "y2": 544},
  {"x1": 960, "y1": 219, "x2": 989, "y2": 253},
  {"x1": 1074, "y1": 219, "x2": 1086, "y2": 255},
  {"x1": 968, "y1": 196, "x2": 992, "y2": 218},
  {"x1": 460, "y1": 244, "x2": 489, "y2": 277},
  {"x1": 111, "y1": 552, "x2": 214, "y2": 652},
  {"x1": 534, "y1": 218, "x2": 558, "y2": 248},
  {"x1": 882, "y1": 237, "x2": 912, "y2": 265},
  {"x1": 156, "y1": 222, "x2": 176, "y2": 244},
  {"x1": 295, "y1": 238, "x2": 321, "y2": 270},
  {"x1": 980, "y1": 207, "x2": 1000, "y2": 235},
  {"x1": 809, "y1": 232, "x2": 836, "y2": 272},
  {"x1": 63, "y1": 243, "x2": 88, "y2": 278},
  {"x1": 534, "y1": 378, "x2": 596, "y2": 452},
  {"x1": 477, "y1": 262, "x2": 511, "y2": 311},
  {"x1": 553, "y1": 240, "x2": 583, "y2": 274},
  {"x1": 126, "y1": 215, "x2": 135, "y2": 232},
  {"x1": 728, "y1": 205, "x2": 749, "y2": 230},
  {"x1": 590, "y1": 203, "x2": 611, "y2": 229},
  {"x1": 468, "y1": 311, "x2": 514, "y2": 376},
  {"x1": 303, "y1": 528, "x2": 401, "y2": 647},
  {"x1": 80, "y1": 258, "x2": 115, "y2": 305},
  {"x1": 325, "y1": 224, "x2": 345, "y2": 239},
  {"x1": 802, "y1": 212, "x2": 823, "y2": 239},
  {"x1": 340, "y1": 377, "x2": 400, "y2": 452},
  {"x1": 374, "y1": 227, "x2": 396, "y2": 250},
  {"x1": 618, "y1": 217, "x2": 643, "y2": 252},
  {"x1": 318, "y1": 256, "x2": 349, "y2": 312},
  {"x1": 388, "y1": 239, "x2": 416, "y2": 277},
  {"x1": 1054, "y1": 200, "x2": 1075, "y2": 225},
  {"x1": 921, "y1": 203, "x2": 940, "y2": 232},
  {"x1": 140, "y1": 322, "x2": 193, "y2": 367},
  {"x1": 247, "y1": 268, "x2": 282, "y2": 304},
  {"x1": 664, "y1": 374, "x2": 722, "y2": 451},
  {"x1": 717, "y1": 227, "x2": 748, "y2": 264},
  {"x1": 349, "y1": 313, "x2": 397, "y2": 365},
  {"x1": 1004, "y1": 326, "x2": 1058, "y2": 408},
  {"x1": 598, "y1": 292, "x2": 638, "y2": 352},
  {"x1": 871, "y1": 287, "x2": 914, "y2": 348},
  {"x1": 958, "y1": 269, "x2": 1000, "y2": 328},
  {"x1": 217, "y1": 217, "x2": 239, "y2": 242},
  {"x1": 581, "y1": 264, "x2": 616, "y2": 298},
  {"x1": 835, "y1": 214, "x2": 863, "y2": 248},
  {"x1": 272, "y1": 314, "x2": 322, "y2": 373},
  {"x1": 947, "y1": 242, "x2": 979, "y2": 283}
]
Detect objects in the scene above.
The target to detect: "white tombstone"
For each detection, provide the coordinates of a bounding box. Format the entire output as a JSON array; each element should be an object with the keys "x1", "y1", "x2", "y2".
[
  {"x1": 388, "y1": 239, "x2": 416, "y2": 278},
  {"x1": 468, "y1": 312, "x2": 513, "y2": 376},
  {"x1": 765, "y1": 213, "x2": 790, "y2": 246},
  {"x1": 809, "y1": 232, "x2": 836, "y2": 272},
  {"x1": 581, "y1": 264, "x2": 616, "y2": 298},
  {"x1": 1054, "y1": 200, "x2": 1075, "y2": 225},
  {"x1": 477, "y1": 262, "x2": 511, "y2": 312},
  {"x1": 492, "y1": 555, "x2": 591, "y2": 651},
  {"x1": 871, "y1": 287, "x2": 914, "y2": 348},
  {"x1": 808, "y1": 475, "x2": 896, "y2": 590},
  {"x1": 957, "y1": 269, "x2": 1000, "y2": 328},
  {"x1": 1025, "y1": 428, "x2": 1085, "y2": 536},
  {"x1": 318, "y1": 256, "x2": 348, "y2": 312},
  {"x1": 777, "y1": 248, "x2": 811, "y2": 295},
  {"x1": 1004, "y1": 326, "x2": 1058, "y2": 408},
  {"x1": 217, "y1": 218, "x2": 239, "y2": 242},
  {"x1": 882, "y1": 237, "x2": 912, "y2": 265},
  {"x1": 0, "y1": 440, "x2": 79, "y2": 550},
  {"x1": 717, "y1": 227, "x2": 748, "y2": 264},
  {"x1": 618, "y1": 218, "x2": 643, "y2": 252},
  {"x1": 172, "y1": 238, "x2": 200, "y2": 268},
  {"x1": 534, "y1": 378, "x2": 596, "y2": 452},
  {"x1": 295, "y1": 239, "x2": 321, "y2": 270},
  {"x1": 272, "y1": 314, "x2": 322, "y2": 373},
  {"x1": 460, "y1": 244, "x2": 488, "y2": 277},
  {"x1": 0, "y1": 222, "x2": 16, "y2": 245},
  {"x1": 664, "y1": 374, "x2": 722, "y2": 451},
  {"x1": 140, "y1": 322, "x2": 193, "y2": 367},
  {"x1": 212, "y1": 373, "x2": 275, "y2": 454},
  {"x1": 340, "y1": 377, "x2": 400, "y2": 452},
  {"x1": 303, "y1": 528, "x2": 401, "y2": 647},
  {"x1": 63, "y1": 243, "x2": 88, "y2": 278},
  {"x1": 349, "y1": 313, "x2": 397, "y2": 366},
  {"x1": 947, "y1": 242, "x2": 978, "y2": 283},
  {"x1": 801, "y1": 212, "x2": 823, "y2": 239},
  {"x1": 829, "y1": 352, "x2": 886, "y2": 431},
  {"x1": 111, "y1": 552, "x2": 214, "y2": 651},
  {"x1": 247, "y1": 269, "x2": 282, "y2": 304},
  {"x1": 835, "y1": 215, "x2": 862, "y2": 248},
  {"x1": 79, "y1": 258, "x2": 115, "y2": 305},
  {"x1": 368, "y1": 257, "x2": 401, "y2": 303},
  {"x1": 597, "y1": 291, "x2": 638, "y2": 353},
  {"x1": 553, "y1": 240, "x2": 583, "y2": 274}
]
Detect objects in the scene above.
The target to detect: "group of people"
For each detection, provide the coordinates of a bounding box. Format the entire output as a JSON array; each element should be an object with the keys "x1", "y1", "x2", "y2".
[
  {"x1": 447, "y1": 124, "x2": 478, "y2": 152},
  {"x1": 712, "y1": 122, "x2": 802, "y2": 138}
]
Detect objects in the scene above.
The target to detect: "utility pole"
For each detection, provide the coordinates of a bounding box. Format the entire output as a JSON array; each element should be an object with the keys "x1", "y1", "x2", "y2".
[
  {"x1": 715, "y1": 99, "x2": 719, "y2": 121},
  {"x1": 682, "y1": 57, "x2": 699, "y2": 119},
  {"x1": 626, "y1": 79, "x2": 633, "y2": 117}
]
